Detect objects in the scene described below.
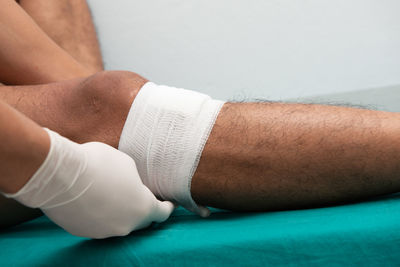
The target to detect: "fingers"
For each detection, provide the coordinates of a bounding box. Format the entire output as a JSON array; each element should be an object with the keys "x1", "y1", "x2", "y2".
[
  {"x1": 185, "y1": 204, "x2": 211, "y2": 218},
  {"x1": 152, "y1": 200, "x2": 175, "y2": 223},
  {"x1": 197, "y1": 205, "x2": 211, "y2": 218}
]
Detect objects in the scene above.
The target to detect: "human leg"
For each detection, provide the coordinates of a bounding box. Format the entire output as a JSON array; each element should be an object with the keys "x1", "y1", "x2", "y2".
[
  {"x1": 117, "y1": 82, "x2": 400, "y2": 214},
  {"x1": 18, "y1": 0, "x2": 104, "y2": 73},
  {"x1": 191, "y1": 102, "x2": 400, "y2": 211},
  {"x1": 2, "y1": 72, "x2": 400, "y2": 220},
  {"x1": 6, "y1": 72, "x2": 400, "y2": 211}
]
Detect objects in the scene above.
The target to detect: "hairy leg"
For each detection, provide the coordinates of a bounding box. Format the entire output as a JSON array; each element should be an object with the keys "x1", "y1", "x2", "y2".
[
  {"x1": 2, "y1": 72, "x2": 400, "y2": 217},
  {"x1": 18, "y1": 0, "x2": 103, "y2": 73},
  {"x1": 192, "y1": 102, "x2": 400, "y2": 211}
]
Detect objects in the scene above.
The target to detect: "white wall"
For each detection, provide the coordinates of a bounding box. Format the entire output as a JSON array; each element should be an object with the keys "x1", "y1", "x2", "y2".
[{"x1": 87, "y1": 0, "x2": 400, "y2": 101}]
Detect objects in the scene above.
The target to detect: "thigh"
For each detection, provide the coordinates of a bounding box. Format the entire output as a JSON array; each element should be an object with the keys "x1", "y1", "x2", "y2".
[{"x1": 19, "y1": 0, "x2": 104, "y2": 73}]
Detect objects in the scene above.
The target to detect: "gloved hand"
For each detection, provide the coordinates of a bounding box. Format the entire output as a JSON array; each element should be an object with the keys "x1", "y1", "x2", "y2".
[{"x1": 3, "y1": 129, "x2": 175, "y2": 239}]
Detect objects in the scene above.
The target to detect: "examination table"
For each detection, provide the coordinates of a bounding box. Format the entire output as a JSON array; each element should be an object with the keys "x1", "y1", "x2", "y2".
[{"x1": 1, "y1": 192, "x2": 400, "y2": 266}]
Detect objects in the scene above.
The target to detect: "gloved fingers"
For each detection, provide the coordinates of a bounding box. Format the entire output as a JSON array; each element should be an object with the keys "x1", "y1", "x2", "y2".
[
  {"x1": 133, "y1": 219, "x2": 153, "y2": 231},
  {"x1": 197, "y1": 205, "x2": 211, "y2": 218},
  {"x1": 152, "y1": 200, "x2": 175, "y2": 223}
]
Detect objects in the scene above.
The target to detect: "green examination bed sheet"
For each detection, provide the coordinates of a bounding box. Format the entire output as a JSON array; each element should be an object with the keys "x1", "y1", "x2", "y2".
[{"x1": 1, "y1": 193, "x2": 400, "y2": 266}]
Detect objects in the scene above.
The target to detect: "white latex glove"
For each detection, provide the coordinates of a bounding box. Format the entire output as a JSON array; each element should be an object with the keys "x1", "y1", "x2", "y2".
[{"x1": 3, "y1": 129, "x2": 175, "y2": 239}]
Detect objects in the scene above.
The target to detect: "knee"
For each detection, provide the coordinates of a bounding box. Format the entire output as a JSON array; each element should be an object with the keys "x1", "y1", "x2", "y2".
[
  {"x1": 73, "y1": 71, "x2": 148, "y2": 146},
  {"x1": 80, "y1": 70, "x2": 147, "y2": 110}
]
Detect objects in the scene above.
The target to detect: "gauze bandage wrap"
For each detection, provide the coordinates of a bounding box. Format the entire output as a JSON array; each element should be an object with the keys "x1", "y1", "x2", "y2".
[
  {"x1": 4, "y1": 129, "x2": 175, "y2": 239},
  {"x1": 118, "y1": 82, "x2": 225, "y2": 217}
]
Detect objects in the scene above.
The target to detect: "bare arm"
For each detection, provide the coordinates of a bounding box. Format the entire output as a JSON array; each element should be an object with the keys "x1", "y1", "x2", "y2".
[
  {"x1": 0, "y1": 100, "x2": 49, "y2": 193},
  {"x1": 0, "y1": 99, "x2": 49, "y2": 228},
  {"x1": 0, "y1": 0, "x2": 104, "y2": 227},
  {"x1": 0, "y1": 0, "x2": 90, "y2": 84}
]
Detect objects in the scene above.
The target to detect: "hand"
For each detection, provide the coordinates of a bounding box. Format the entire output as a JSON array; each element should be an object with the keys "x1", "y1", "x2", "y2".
[{"x1": 5, "y1": 129, "x2": 175, "y2": 239}]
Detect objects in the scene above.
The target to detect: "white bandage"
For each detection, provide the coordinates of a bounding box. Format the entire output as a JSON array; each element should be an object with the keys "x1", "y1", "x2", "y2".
[{"x1": 118, "y1": 82, "x2": 225, "y2": 217}]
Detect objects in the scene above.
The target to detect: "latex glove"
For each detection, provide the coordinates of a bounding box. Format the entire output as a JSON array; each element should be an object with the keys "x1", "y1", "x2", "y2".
[{"x1": 3, "y1": 129, "x2": 174, "y2": 239}]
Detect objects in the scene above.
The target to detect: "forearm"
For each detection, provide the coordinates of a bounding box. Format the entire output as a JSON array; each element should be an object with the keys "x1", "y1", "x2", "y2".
[
  {"x1": 0, "y1": 100, "x2": 49, "y2": 193},
  {"x1": 192, "y1": 102, "x2": 400, "y2": 211},
  {"x1": 0, "y1": 0, "x2": 90, "y2": 84}
]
